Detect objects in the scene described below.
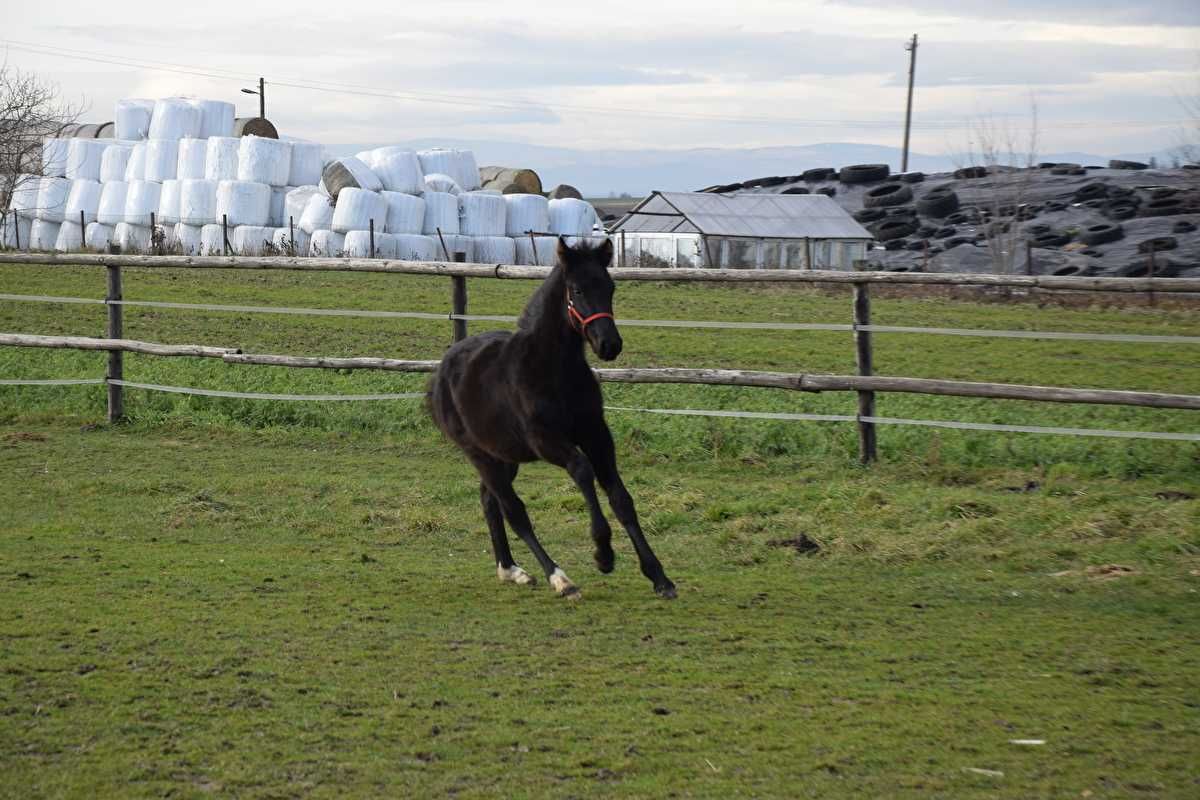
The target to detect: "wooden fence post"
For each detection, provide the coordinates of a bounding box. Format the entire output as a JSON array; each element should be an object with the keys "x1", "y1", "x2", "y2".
[
  {"x1": 852, "y1": 281, "x2": 877, "y2": 464},
  {"x1": 106, "y1": 264, "x2": 124, "y2": 422},
  {"x1": 451, "y1": 252, "x2": 468, "y2": 342}
]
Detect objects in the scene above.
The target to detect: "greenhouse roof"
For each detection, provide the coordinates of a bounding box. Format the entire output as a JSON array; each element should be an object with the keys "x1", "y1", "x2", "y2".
[{"x1": 611, "y1": 191, "x2": 873, "y2": 240}]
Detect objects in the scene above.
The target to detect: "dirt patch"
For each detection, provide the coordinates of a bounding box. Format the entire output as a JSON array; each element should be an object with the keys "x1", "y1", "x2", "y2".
[
  {"x1": 1155, "y1": 490, "x2": 1194, "y2": 501},
  {"x1": 767, "y1": 534, "x2": 821, "y2": 554},
  {"x1": 1, "y1": 432, "x2": 48, "y2": 445},
  {"x1": 1052, "y1": 564, "x2": 1139, "y2": 580}
]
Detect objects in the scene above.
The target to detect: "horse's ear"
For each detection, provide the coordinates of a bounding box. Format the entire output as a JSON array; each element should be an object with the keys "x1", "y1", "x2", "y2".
[
  {"x1": 556, "y1": 235, "x2": 573, "y2": 268},
  {"x1": 598, "y1": 238, "x2": 613, "y2": 266}
]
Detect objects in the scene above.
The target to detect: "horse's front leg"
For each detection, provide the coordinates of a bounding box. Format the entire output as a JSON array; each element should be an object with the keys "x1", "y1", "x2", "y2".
[
  {"x1": 581, "y1": 426, "x2": 676, "y2": 599},
  {"x1": 530, "y1": 435, "x2": 615, "y2": 577}
]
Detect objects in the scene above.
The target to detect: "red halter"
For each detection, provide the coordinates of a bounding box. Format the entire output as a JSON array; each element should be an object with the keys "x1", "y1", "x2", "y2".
[{"x1": 566, "y1": 287, "x2": 614, "y2": 333}]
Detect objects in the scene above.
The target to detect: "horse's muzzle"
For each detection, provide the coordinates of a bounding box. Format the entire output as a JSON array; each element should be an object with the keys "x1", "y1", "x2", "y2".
[{"x1": 588, "y1": 319, "x2": 623, "y2": 361}]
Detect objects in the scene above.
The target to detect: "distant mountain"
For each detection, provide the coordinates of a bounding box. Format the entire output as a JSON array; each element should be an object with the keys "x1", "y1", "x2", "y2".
[{"x1": 327, "y1": 139, "x2": 1177, "y2": 196}]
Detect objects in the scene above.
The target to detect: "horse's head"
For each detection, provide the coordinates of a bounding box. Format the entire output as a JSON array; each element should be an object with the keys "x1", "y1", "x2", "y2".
[{"x1": 558, "y1": 236, "x2": 621, "y2": 361}]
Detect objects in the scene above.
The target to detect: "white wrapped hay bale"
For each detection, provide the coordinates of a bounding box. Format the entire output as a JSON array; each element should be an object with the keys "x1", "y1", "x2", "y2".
[
  {"x1": 97, "y1": 181, "x2": 129, "y2": 225},
  {"x1": 191, "y1": 99, "x2": 235, "y2": 139},
  {"x1": 174, "y1": 223, "x2": 203, "y2": 255},
  {"x1": 114, "y1": 222, "x2": 152, "y2": 253},
  {"x1": 66, "y1": 139, "x2": 108, "y2": 181},
  {"x1": 124, "y1": 143, "x2": 147, "y2": 181},
  {"x1": 158, "y1": 180, "x2": 181, "y2": 225},
  {"x1": 124, "y1": 180, "x2": 162, "y2": 226},
  {"x1": 216, "y1": 180, "x2": 270, "y2": 227},
  {"x1": 84, "y1": 222, "x2": 114, "y2": 252},
  {"x1": 271, "y1": 226, "x2": 310, "y2": 255},
  {"x1": 205, "y1": 137, "x2": 239, "y2": 181},
  {"x1": 332, "y1": 187, "x2": 387, "y2": 234},
  {"x1": 179, "y1": 179, "x2": 218, "y2": 225},
  {"x1": 149, "y1": 98, "x2": 201, "y2": 140},
  {"x1": 285, "y1": 186, "x2": 323, "y2": 227},
  {"x1": 54, "y1": 221, "x2": 83, "y2": 252},
  {"x1": 9, "y1": 174, "x2": 42, "y2": 218},
  {"x1": 515, "y1": 235, "x2": 558, "y2": 266},
  {"x1": 176, "y1": 138, "x2": 207, "y2": 180},
  {"x1": 145, "y1": 139, "x2": 179, "y2": 182},
  {"x1": 459, "y1": 192, "x2": 506, "y2": 237},
  {"x1": 288, "y1": 142, "x2": 324, "y2": 187},
  {"x1": 309, "y1": 229, "x2": 345, "y2": 256},
  {"x1": 372, "y1": 148, "x2": 425, "y2": 194},
  {"x1": 393, "y1": 234, "x2": 437, "y2": 261},
  {"x1": 432, "y1": 233, "x2": 472, "y2": 261},
  {"x1": 100, "y1": 145, "x2": 132, "y2": 183},
  {"x1": 37, "y1": 177, "x2": 72, "y2": 222},
  {"x1": 231, "y1": 225, "x2": 274, "y2": 255},
  {"x1": 28, "y1": 219, "x2": 61, "y2": 250},
  {"x1": 321, "y1": 156, "x2": 382, "y2": 199},
  {"x1": 503, "y1": 193, "x2": 549, "y2": 236},
  {"x1": 200, "y1": 224, "x2": 226, "y2": 255},
  {"x1": 548, "y1": 198, "x2": 598, "y2": 236},
  {"x1": 424, "y1": 173, "x2": 462, "y2": 195},
  {"x1": 238, "y1": 136, "x2": 291, "y2": 187},
  {"x1": 65, "y1": 179, "x2": 103, "y2": 225},
  {"x1": 268, "y1": 186, "x2": 289, "y2": 227},
  {"x1": 42, "y1": 138, "x2": 70, "y2": 177},
  {"x1": 381, "y1": 191, "x2": 425, "y2": 234},
  {"x1": 115, "y1": 99, "x2": 155, "y2": 140},
  {"x1": 422, "y1": 191, "x2": 459, "y2": 235},
  {"x1": 2, "y1": 215, "x2": 32, "y2": 249},
  {"x1": 299, "y1": 193, "x2": 335, "y2": 234},
  {"x1": 342, "y1": 230, "x2": 381, "y2": 258},
  {"x1": 470, "y1": 236, "x2": 516, "y2": 264},
  {"x1": 417, "y1": 148, "x2": 480, "y2": 191}
]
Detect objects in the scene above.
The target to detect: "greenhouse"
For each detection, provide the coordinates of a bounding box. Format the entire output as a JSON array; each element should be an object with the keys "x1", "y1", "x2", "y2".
[{"x1": 609, "y1": 191, "x2": 873, "y2": 270}]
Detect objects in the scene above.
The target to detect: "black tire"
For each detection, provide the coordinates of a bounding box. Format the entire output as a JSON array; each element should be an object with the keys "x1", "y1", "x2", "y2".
[
  {"x1": 1082, "y1": 199, "x2": 1107, "y2": 210},
  {"x1": 1052, "y1": 264, "x2": 1092, "y2": 277},
  {"x1": 1024, "y1": 223, "x2": 1052, "y2": 236},
  {"x1": 1103, "y1": 201, "x2": 1138, "y2": 221},
  {"x1": 1150, "y1": 187, "x2": 1178, "y2": 200},
  {"x1": 758, "y1": 176, "x2": 788, "y2": 188},
  {"x1": 1038, "y1": 162, "x2": 1057, "y2": 169},
  {"x1": 1108, "y1": 159, "x2": 1147, "y2": 170},
  {"x1": 839, "y1": 163, "x2": 890, "y2": 184},
  {"x1": 870, "y1": 218, "x2": 917, "y2": 241},
  {"x1": 916, "y1": 187, "x2": 960, "y2": 218},
  {"x1": 1079, "y1": 223, "x2": 1123, "y2": 246},
  {"x1": 1069, "y1": 168, "x2": 1087, "y2": 175},
  {"x1": 905, "y1": 239, "x2": 930, "y2": 251},
  {"x1": 883, "y1": 238, "x2": 907, "y2": 251},
  {"x1": 945, "y1": 212, "x2": 969, "y2": 225},
  {"x1": 986, "y1": 220, "x2": 1011, "y2": 237},
  {"x1": 1137, "y1": 236, "x2": 1177, "y2": 254},
  {"x1": 1032, "y1": 232, "x2": 1072, "y2": 248},
  {"x1": 863, "y1": 183, "x2": 914, "y2": 208},
  {"x1": 1142, "y1": 198, "x2": 1183, "y2": 217},
  {"x1": 1079, "y1": 249, "x2": 1104, "y2": 258},
  {"x1": 816, "y1": 186, "x2": 837, "y2": 197},
  {"x1": 1073, "y1": 182, "x2": 1109, "y2": 202},
  {"x1": 1050, "y1": 163, "x2": 1080, "y2": 175},
  {"x1": 944, "y1": 236, "x2": 974, "y2": 248},
  {"x1": 1172, "y1": 220, "x2": 1197, "y2": 234},
  {"x1": 854, "y1": 208, "x2": 887, "y2": 223},
  {"x1": 1016, "y1": 205, "x2": 1040, "y2": 221},
  {"x1": 933, "y1": 226, "x2": 956, "y2": 239},
  {"x1": 802, "y1": 167, "x2": 836, "y2": 182},
  {"x1": 1043, "y1": 201, "x2": 1068, "y2": 212},
  {"x1": 916, "y1": 225, "x2": 938, "y2": 237},
  {"x1": 954, "y1": 166, "x2": 988, "y2": 179},
  {"x1": 899, "y1": 172, "x2": 925, "y2": 184},
  {"x1": 781, "y1": 186, "x2": 810, "y2": 195}
]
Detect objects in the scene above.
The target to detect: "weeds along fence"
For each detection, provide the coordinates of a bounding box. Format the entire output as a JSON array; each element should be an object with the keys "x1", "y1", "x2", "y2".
[{"x1": 1, "y1": 251, "x2": 1199, "y2": 462}]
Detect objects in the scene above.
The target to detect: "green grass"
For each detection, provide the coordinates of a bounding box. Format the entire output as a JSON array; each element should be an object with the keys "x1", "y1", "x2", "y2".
[{"x1": 1, "y1": 264, "x2": 1199, "y2": 797}]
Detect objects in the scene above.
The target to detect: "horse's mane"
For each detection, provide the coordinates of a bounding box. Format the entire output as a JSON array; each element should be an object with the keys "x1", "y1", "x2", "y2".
[{"x1": 516, "y1": 263, "x2": 564, "y2": 331}]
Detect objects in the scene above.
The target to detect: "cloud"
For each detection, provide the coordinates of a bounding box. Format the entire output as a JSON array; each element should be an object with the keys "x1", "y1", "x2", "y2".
[{"x1": 825, "y1": 0, "x2": 1200, "y2": 27}]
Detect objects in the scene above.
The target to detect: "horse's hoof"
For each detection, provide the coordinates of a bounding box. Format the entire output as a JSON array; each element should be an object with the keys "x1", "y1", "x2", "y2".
[
  {"x1": 655, "y1": 582, "x2": 677, "y2": 600},
  {"x1": 594, "y1": 548, "x2": 615, "y2": 574},
  {"x1": 497, "y1": 564, "x2": 536, "y2": 585},
  {"x1": 549, "y1": 568, "x2": 579, "y2": 599}
]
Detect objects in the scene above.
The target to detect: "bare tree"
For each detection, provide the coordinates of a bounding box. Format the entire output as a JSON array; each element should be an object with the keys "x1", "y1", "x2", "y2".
[
  {"x1": 1, "y1": 59, "x2": 84, "y2": 245},
  {"x1": 956, "y1": 99, "x2": 1041, "y2": 274}
]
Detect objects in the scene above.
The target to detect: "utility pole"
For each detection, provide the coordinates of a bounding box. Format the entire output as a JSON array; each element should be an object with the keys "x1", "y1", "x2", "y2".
[
  {"x1": 241, "y1": 77, "x2": 267, "y2": 119},
  {"x1": 901, "y1": 34, "x2": 918, "y2": 173},
  {"x1": 258, "y1": 77, "x2": 265, "y2": 119}
]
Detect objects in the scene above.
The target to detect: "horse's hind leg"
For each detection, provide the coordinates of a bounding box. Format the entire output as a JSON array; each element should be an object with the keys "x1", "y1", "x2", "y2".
[
  {"x1": 481, "y1": 478, "x2": 534, "y2": 586},
  {"x1": 472, "y1": 454, "x2": 578, "y2": 599}
]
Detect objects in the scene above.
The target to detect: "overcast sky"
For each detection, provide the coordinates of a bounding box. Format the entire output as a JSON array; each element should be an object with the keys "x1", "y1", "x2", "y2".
[{"x1": 3, "y1": 0, "x2": 1198, "y2": 156}]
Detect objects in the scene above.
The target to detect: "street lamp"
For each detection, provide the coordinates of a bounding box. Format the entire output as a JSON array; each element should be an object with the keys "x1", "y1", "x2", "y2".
[{"x1": 241, "y1": 77, "x2": 265, "y2": 119}]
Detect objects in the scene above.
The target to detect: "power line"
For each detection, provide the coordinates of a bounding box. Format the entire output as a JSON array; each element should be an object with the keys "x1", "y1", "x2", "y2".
[{"x1": 2, "y1": 38, "x2": 1188, "y2": 132}]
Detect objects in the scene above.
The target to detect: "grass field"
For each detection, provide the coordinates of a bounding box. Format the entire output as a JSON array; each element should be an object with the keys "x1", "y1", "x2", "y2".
[{"x1": 2, "y1": 263, "x2": 1199, "y2": 797}]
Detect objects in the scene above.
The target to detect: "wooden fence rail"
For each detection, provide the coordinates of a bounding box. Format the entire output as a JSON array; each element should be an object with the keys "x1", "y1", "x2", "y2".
[{"x1": 2, "y1": 252, "x2": 1198, "y2": 462}]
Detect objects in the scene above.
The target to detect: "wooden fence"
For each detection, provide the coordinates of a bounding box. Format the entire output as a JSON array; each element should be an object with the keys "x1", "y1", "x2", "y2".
[{"x1": 1, "y1": 251, "x2": 1198, "y2": 462}]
